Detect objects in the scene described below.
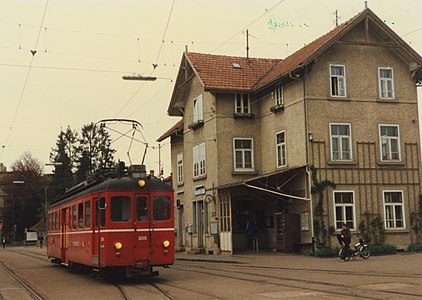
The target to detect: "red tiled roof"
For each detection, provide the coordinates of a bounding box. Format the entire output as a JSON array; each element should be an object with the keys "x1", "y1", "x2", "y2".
[
  {"x1": 185, "y1": 10, "x2": 364, "y2": 92},
  {"x1": 186, "y1": 52, "x2": 281, "y2": 91},
  {"x1": 254, "y1": 11, "x2": 363, "y2": 89}
]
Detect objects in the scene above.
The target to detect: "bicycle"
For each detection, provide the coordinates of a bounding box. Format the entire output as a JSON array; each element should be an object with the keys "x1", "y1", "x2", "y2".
[{"x1": 339, "y1": 237, "x2": 370, "y2": 261}]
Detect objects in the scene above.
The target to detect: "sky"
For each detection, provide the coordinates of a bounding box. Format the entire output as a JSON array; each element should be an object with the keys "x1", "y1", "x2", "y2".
[{"x1": 1, "y1": 0, "x2": 421, "y2": 175}]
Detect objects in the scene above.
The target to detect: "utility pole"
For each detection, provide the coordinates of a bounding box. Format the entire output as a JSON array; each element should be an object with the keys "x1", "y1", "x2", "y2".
[
  {"x1": 158, "y1": 143, "x2": 162, "y2": 177},
  {"x1": 246, "y1": 29, "x2": 250, "y2": 59}
]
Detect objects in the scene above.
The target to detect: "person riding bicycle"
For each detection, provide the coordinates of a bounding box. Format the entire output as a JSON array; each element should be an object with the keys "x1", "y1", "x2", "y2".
[{"x1": 337, "y1": 222, "x2": 351, "y2": 249}]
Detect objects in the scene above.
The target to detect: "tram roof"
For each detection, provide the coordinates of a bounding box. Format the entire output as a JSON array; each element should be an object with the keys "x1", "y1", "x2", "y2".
[{"x1": 50, "y1": 176, "x2": 173, "y2": 208}]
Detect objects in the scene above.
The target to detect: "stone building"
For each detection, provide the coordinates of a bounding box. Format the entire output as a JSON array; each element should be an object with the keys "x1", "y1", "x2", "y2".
[{"x1": 158, "y1": 8, "x2": 422, "y2": 254}]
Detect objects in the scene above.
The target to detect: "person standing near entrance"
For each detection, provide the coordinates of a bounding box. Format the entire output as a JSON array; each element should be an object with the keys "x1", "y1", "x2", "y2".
[
  {"x1": 2, "y1": 237, "x2": 6, "y2": 249},
  {"x1": 246, "y1": 218, "x2": 257, "y2": 250},
  {"x1": 38, "y1": 233, "x2": 44, "y2": 248}
]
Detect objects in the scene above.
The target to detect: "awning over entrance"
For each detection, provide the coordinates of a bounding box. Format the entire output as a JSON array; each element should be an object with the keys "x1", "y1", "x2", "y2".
[
  {"x1": 242, "y1": 183, "x2": 310, "y2": 201},
  {"x1": 241, "y1": 165, "x2": 310, "y2": 202}
]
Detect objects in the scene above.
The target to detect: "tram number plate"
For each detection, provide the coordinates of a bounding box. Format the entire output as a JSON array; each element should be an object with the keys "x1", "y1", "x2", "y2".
[{"x1": 138, "y1": 235, "x2": 147, "y2": 241}]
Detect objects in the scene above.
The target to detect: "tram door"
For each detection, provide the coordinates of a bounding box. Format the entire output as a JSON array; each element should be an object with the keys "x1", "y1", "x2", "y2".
[
  {"x1": 60, "y1": 208, "x2": 69, "y2": 264},
  {"x1": 93, "y1": 194, "x2": 106, "y2": 267},
  {"x1": 134, "y1": 194, "x2": 151, "y2": 262}
]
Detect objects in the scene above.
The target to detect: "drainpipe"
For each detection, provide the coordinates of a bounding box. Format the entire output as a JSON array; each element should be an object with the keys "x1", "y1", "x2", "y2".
[
  {"x1": 290, "y1": 66, "x2": 315, "y2": 252},
  {"x1": 302, "y1": 66, "x2": 315, "y2": 253}
]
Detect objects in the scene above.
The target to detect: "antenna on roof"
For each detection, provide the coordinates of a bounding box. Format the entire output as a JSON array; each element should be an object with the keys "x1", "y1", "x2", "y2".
[
  {"x1": 246, "y1": 29, "x2": 250, "y2": 60},
  {"x1": 335, "y1": 10, "x2": 339, "y2": 27}
]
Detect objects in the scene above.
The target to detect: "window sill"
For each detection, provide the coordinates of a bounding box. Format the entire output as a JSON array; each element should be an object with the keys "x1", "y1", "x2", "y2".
[
  {"x1": 378, "y1": 98, "x2": 397, "y2": 103},
  {"x1": 270, "y1": 104, "x2": 284, "y2": 113},
  {"x1": 328, "y1": 96, "x2": 350, "y2": 100},
  {"x1": 384, "y1": 229, "x2": 409, "y2": 233},
  {"x1": 327, "y1": 160, "x2": 357, "y2": 166},
  {"x1": 232, "y1": 170, "x2": 257, "y2": 176},
  {"x1": 233, "y1": 113, "x2": 255, "y2": 119},
  {"x1": 188, "y1": 120, "x2": 204, "y2": 130},
  {"x1": 377, "y1": 161, "x2": 404, "y2": 167},
  {"x1": 193, "y1": 174, "x2": 207, "y2": 181}
]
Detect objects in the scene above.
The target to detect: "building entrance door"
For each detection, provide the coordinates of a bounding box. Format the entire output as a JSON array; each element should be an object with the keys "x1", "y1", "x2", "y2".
[
  {"x1": 219, "y1": 191, "x2": 232, "y2": 253},
  {"x1": 275, "y1": 212, "x2": 300, "y2": 252}
]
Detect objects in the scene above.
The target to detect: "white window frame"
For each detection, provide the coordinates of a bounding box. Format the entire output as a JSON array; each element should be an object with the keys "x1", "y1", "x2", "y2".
[
  {"x1": 193, "y1": 94, "x2": 203, "y2": 123},
  {"x1": 329, "y1": 64, "x2": 346, "y2": 97},
  {"x1": 176, "y1": 153, "x2": 183, "y2": 185},
  {"x1": 233, "y1": 138, "x2": 254, "y2": 172},
  {"x1": 378, "y1": 67, "x2": 395, "y2": 99},
  {"x1": 383, "y1": 190, "x2": 405, "y2": 229},
  {"x1": 379, "y1": 124, "x2": 401, "y2": 161},
  {"x1": 330, "y1": 123, "x2": 352, "y2": 161},
  {"x1": 333, "y1": 191, "x2": 356, "y2": 230},
  {"x1": 234, "y1": 93, "x2": 251, "y2": 114},
  {"x1": 275, "y1": 131, "x2": 287, "y2": 167},
  {"x1": 193, "y1": 143, "x2": 206, "y2": 178},
  {"x1": 274, "y1": 83, "x2": 283, "y2": 106}
]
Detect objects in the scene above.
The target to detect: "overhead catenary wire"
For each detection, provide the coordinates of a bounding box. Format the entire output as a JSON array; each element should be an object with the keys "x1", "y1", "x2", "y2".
[
  {"x1": 211, "y1": 0, "x2": 286, "y2": 53},
  {"x1": 154, "y1": 0, "x2": 175, "y2": 68},
  {"x1": 115, "y1": 0, "x2": 176, "y2": 119},
  {"x1": 0, "y1": 0, "x2": 49, "y2": 162}
]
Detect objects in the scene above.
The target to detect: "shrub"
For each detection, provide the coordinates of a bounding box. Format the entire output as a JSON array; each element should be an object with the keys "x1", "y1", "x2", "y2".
[
  {"x1": 408, "y1": 243, "x2": 422, "y2": 252},
  {"x1": 312, "y1": 247, "x2": 339, "y2": 257},
  {"x1": 368, "y1": 244, "x2": 396, "y2": 255}
]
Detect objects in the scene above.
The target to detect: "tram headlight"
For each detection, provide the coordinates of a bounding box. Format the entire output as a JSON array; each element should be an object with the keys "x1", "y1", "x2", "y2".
[
  {"x1": 114, "y1": 242, "x2": 123, "y2": 250},
  {"x1": 163, "y1": 240, "x2": 170, "y2": 248},
  {"x1": 138, "y1": 179, "x2": 146, "y2": 187}
]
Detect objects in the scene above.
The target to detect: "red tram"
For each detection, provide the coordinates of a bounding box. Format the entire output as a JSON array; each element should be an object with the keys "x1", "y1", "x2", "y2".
[{"x1": 47, "y1": 164, "x2": 174, "y2": 277}]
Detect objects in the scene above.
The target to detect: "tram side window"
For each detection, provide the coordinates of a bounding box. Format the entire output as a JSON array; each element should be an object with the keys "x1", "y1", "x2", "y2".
[
  {"x1": 153, "y1": 196, "x2": 171, "y2": 221},
  {"x1": 72, "y1": 205, "x2": 77, "y2": 230},
  {"x1": 51, "y1": 213, "x2": 54, "y2": 231},
  {"x1": 136, "y1": 196, "x2": 148, "y2": 221},
  {"x1": 85, "y1": 200, "x2": 91, "y2": 228},
  {"x1": 96, "y1": 198, "x2": 106, "y2": 227},
  {"x1": 78, "y1": 203, "x2": 84, "y2": 229},
  {"x1": 111, "y1": 196, "x2": 131, "y2": 222},
  {"x1": 55, "y1": 211, "x2": 59, "y2": 230}
]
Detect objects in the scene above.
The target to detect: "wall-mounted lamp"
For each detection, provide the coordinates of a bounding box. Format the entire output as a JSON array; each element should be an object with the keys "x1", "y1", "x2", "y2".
[{"x1": 309, "y1": 132, "x2": 314, "y2": 142}]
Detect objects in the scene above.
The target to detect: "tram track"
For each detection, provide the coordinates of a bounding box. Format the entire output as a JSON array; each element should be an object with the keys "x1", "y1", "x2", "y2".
[
  {"x1": 173, "y1": 263, "x2": 422, "y2": 299},
  {"x1": 0, "y1": 261, "x2": 46, "y2": 300},
  {"x1": 183, "y1": 260, "x2": 422, "y2": 280},
  {"x1": 6, "y1": 248, "x2": 50, "y2": 263}
]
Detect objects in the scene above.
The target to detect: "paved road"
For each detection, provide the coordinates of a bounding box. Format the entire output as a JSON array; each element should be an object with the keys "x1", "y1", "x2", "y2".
[{"x1": 0, "y1": 246, "x2": 421, "y2": 299}]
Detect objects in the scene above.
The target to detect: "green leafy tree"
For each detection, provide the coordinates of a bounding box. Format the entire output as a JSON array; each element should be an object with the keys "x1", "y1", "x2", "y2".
[
  {"x1": 49, "y1": 127, "x2": 77, "y2": 198},
  {"x1": 76, "y1": 123, "x2": 115, "y2": 182}
]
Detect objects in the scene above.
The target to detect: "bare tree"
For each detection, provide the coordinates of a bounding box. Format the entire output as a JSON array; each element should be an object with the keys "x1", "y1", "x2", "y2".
[{"x1": 3, "y1": 152, "x2": 46, "y2": 241}]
